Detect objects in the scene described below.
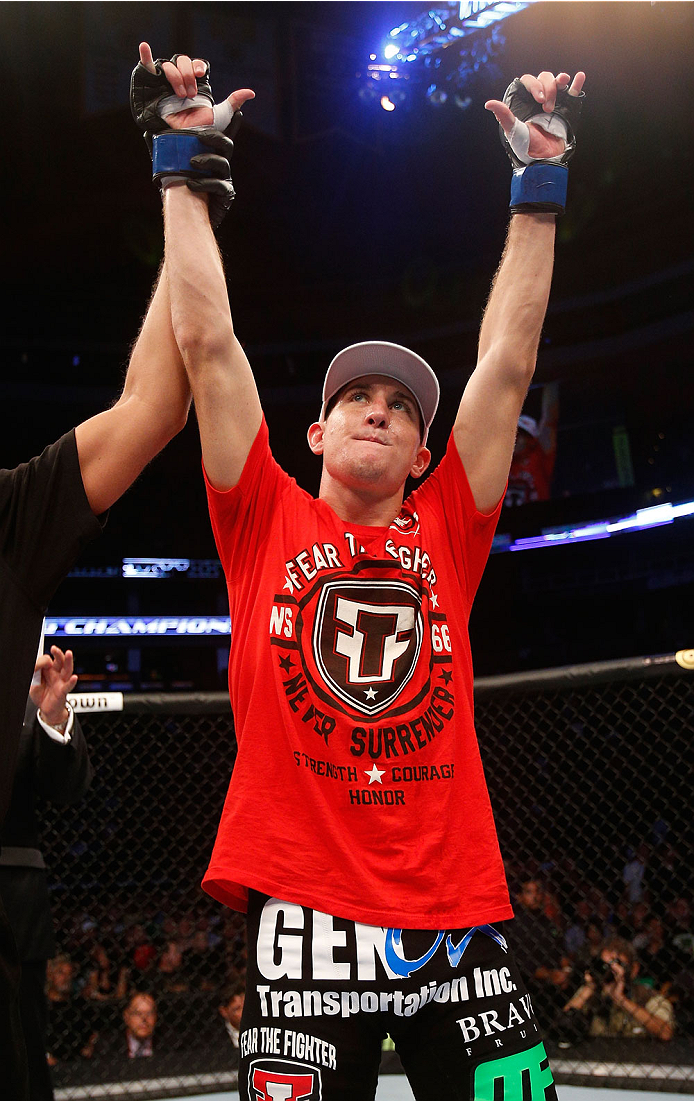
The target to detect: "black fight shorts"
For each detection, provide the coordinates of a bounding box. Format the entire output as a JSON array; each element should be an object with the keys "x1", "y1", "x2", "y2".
[{"x1": 239, "y1": 891, "x2": 556, "y2": 1101}]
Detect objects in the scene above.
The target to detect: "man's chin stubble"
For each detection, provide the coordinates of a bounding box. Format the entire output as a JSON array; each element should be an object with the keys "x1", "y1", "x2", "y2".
[{"x1": 343, "y1": 456, "x2": 392, "y2": 487}]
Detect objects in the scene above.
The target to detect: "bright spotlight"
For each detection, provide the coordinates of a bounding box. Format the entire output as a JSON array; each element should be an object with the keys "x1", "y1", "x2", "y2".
[
  {"x1": 380, "y1": 95, "x2": 396, "y2": 112},
  {"x1": 361, "y1": 2, "x2": 529, "y2": 109}
]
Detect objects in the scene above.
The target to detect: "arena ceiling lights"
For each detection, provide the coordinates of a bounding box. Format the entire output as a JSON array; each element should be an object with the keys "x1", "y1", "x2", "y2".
[{"x1": 359, "y1": 1, "x2": 531, "y2": 112}]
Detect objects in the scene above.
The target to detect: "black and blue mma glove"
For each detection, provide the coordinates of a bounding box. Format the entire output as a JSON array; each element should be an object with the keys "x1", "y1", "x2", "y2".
[
  {"x1": 498, "y1": 78, "x2": 584, "y2": 216},
  {"x1": 130, "y1": 55, "x2": 243, "y2": 228}
]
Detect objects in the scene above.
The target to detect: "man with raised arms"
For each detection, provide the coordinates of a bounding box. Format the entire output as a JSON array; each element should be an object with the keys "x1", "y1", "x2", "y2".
[{"x1": 134, "y1": 43, "x2": 584, "y2": 1100}]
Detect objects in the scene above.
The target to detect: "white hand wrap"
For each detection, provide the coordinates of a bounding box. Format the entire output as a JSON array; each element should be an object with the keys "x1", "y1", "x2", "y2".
[
  {"x1": 507, "y1": 113, "x2": 569, "y2": 165},
  {"x1": 158, "y1": 94, "x2": 234, "y2": 132},
  {"x1": 159, "y1": 93, "x2": 210, "y2": 118},
  {"x1": 212, "y1": 99, "x2": 234, "y2": 131}
]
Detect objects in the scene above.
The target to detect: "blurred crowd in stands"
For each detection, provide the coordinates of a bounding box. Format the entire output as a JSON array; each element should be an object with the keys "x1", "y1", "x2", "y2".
[
  {"x1": 504, "y1": 846, "x2": 693, "y2": 1047},
  {"x1": 45, "y1": 900, "x2": 246, "y2": 1074}
]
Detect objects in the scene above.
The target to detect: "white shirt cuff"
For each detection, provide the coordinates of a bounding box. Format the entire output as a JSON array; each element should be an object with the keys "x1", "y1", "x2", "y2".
[{"x1": 37, "y1": 701, "x2": 74, "y2": 745}]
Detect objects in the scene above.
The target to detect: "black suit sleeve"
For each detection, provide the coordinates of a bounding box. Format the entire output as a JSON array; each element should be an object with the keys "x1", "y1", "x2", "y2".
[{"x1": 27, "y1": 701, "x2": 94, "y2": 805}]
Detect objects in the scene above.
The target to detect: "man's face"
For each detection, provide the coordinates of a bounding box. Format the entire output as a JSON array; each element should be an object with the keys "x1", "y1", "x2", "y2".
[
  {"x1": 310, "y1": 375, "x2": 430, "y2": 498},
  {"x1": 647, "y1": 917, "x2": 663, "y2": 938},
  {"x1": 586, "y1": 923, "x2": 602, "y2": 946},
  {"x1": 220, "y1": 993, "x2": 245, "y2": 1030},
  {"x1": 124, "y1": 995, "x2": 157, "y2": 1040},
  {"x1": 671, "y1": 899, "x2": 691, "y2": 926},
  {"x1": 50, "y1": 960, "x2": 74, "y2": 995},
  {"x1": 519, "y1": 881, "x2": 543, "y2": 910}
]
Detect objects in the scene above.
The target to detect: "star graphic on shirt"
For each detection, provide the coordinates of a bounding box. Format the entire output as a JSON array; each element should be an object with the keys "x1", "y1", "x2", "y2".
[
  {"x1": 431, "y1": 593, "x2": 440, "y2": 609},
  {"x1": 365, "y1": 764, "x2": 385, "y2": 785},
  {"x1": 439, "y1": 668, "x2": 453, "y2": 685},
  {"x1": 364, "y1": 687, "x2": 377, "y2": 700},
  {"x1": 278, "y1": 654, "x2": 294, "y2": 674}
]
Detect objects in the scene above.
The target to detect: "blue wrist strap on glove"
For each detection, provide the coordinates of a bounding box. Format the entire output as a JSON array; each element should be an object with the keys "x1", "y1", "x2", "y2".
[
  {"x1": 152, "y1": 132, "x2": 209, "y2": 182},
  {"x1": 510, "y1": 162, "x2": 568, "y2": 215}
]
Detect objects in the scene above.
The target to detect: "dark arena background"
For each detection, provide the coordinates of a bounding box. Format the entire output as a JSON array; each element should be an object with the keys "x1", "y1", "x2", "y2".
[{"x1": 1, "y1": 3, "x2": 693, "y2": 1099}]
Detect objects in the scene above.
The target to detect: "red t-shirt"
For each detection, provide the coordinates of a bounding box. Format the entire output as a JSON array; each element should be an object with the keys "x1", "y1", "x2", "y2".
[{"x1": 202, "y1": 420, "x2": 512, "y2": 929}]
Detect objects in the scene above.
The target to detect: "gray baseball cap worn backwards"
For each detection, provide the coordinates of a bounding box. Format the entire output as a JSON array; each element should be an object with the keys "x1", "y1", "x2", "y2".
[{"x1": 321, "y1": 341, "x2": 440, "y2": 444}]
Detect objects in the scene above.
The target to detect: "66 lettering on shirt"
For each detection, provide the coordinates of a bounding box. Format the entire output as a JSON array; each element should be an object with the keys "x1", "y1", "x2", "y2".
[{"x1": 269, "y1": 529, "x2": 453, "y2": 808}]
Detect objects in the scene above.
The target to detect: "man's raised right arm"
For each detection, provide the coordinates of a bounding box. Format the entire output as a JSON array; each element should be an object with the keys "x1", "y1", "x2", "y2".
[
  {"x1": 138, "y1": 46, "x2": 261, "y2": 490},
  {"x1": 163, "y1": 182, "x2": 262, "y2": 490}
]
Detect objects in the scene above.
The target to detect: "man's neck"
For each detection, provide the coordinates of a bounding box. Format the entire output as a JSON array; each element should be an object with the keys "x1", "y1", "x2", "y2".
[{"x1": 318, "y1": 478, "x2": 404, "y2": 528}]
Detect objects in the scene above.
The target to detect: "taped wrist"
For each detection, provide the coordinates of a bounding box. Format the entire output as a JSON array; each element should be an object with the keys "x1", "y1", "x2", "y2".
[
  {"x1": 151, "y1": 131, "x2": 211, "y2": 184},
  {"x1": 510, "y1": 162, "x2": 568, "y2": 216},
  {"x1": 160, "y1": 177, "x2": 189, "y2": 191}
]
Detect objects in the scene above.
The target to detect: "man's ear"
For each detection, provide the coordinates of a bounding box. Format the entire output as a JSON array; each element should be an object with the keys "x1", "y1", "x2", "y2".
[
  {"x1": 307, "y1": 421, "x2": 325, "y2": 455},
  {"x1": 410, "y1": 445, "x2": 431, "y2": 480}
]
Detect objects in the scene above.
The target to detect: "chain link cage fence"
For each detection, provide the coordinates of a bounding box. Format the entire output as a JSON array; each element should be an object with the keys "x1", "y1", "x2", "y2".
[{"x1": 28, "y1": 652, "x2": 694, "y2": 1099}]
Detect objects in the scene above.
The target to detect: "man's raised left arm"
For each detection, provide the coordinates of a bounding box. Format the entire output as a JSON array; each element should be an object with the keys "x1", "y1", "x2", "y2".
[{"x1": 453, "y1": 70, "x2": 585, "y2": 513}]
